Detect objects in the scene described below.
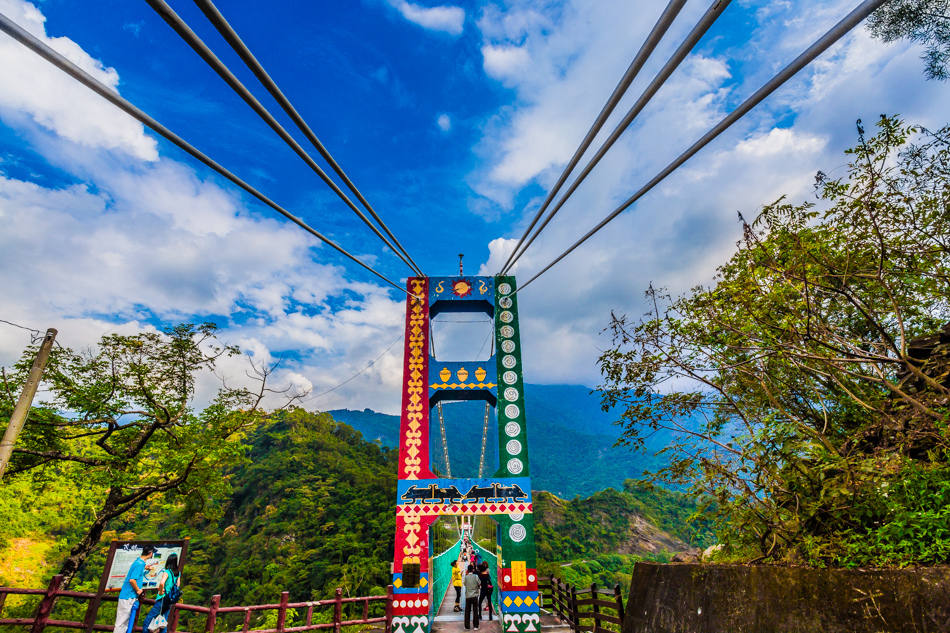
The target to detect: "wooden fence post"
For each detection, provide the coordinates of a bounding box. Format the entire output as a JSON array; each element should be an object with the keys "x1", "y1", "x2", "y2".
[
  {"x1": 31, "y1": 574, "x2": 64, "y2": 633},
  {"x1": 333, "y1": 588, "x2": 343, "y2": 633},
  {"x1": 362, "y1": 597, "x2": 369, "y2": 623},
  {"x1": 168, "y1": 604, "x2": 181, "y2": 633},
  {"x1": 0, "y1": 590, "x2": 7, "y2": 616},
  {"x1": 385, "y1": 585, "x2": 394, "y2": 633},
  {"x1": 205, "y1": 595, "x2": 221, "y2": 633},
  {"x1": 570, "y1": 584, "x2": 579, "y2": 633},
  {"x1": 613, "y1": 584, "x2": 624, "y2": 625},
  {"x1": 590, "y1": 583, "x2": 599, "y2": 631},
  {"x1": 277, "y1": 592, "x2": 289, "y2": 633}
]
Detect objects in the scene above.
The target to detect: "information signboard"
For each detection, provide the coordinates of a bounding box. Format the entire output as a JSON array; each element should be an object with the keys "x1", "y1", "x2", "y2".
[{"x1": 103, "y1": 540, "x2": 188, "y2": 592}]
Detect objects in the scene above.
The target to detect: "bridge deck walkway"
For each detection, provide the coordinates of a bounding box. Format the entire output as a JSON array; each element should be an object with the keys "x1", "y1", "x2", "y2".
[{"x1": 432, "y1": 551, "x2": 498, "y2": 633}]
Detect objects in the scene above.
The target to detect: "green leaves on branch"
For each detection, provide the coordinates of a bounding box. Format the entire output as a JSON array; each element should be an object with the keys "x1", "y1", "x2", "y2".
[
  {"x1": 1, "y1": 323, "x2": 275, "y2": 583},
  {"x1": 599, "y1": 116, "x2": 950, "y2": 567}
]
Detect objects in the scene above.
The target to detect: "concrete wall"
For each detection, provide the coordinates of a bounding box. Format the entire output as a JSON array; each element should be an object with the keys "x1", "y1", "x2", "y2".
[{"x1": 622, "y1": 562, "x2": 950, "y2": 633}]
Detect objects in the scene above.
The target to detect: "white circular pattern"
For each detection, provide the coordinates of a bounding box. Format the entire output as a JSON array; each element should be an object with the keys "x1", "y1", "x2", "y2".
[
  {"x1": 510, "y1": 512, "x2": 524, "y2": 522},
  {"x1": 504, "y1": 575, "x2": 511, "y2": 583},
  {"x1": 505, "y1": 404, "x2": 520, "y2": 418},
  {"x1": 500, "y1": 311, "x2": 514, "y2": 323},
  {"x1": 503, "y1": 370, "x2": 517, "y2": 385},
  {"x1": 501, "y1": 340, "x2": 516, "y2": 353},
  {"x1": 505, "y1": 422, "x2": 521, "y2": 437},
  {"x1": 507, "y1": 458, "x2": 524, "y2": 474},
  {"x1": 414, "y1": 599, "x2": 421, "y2": 608},
  {"x1": 498, "y1": 297, "x2": 512, "y2": 308},
  {"x1": 528, "y1": 574, "x2": 536, "y2": 582},
  {"x1": 500, "y1": 325, "x2": 515, "y2": 338},
  {"x1": 499, "y1": 283, "x2": 512, "y2": 295},
  {"x1": 502, "y1": 354, "x2": 517, "y2": 368},
  {"x1": 506, "y1": 439, "x2": 522, "y2": 455},
  {"x1": 398, "y1": 601, "x2": 405, "y2": 608},
  {"x1": 504, "y1": 387, "x2": 519, "y2": 401},
  {"x1": 423, "y1": 600, "x2": 429, "y2": 607},
  {"x1": 509, "y1": 524, "x2": 527, "y2": 542}
]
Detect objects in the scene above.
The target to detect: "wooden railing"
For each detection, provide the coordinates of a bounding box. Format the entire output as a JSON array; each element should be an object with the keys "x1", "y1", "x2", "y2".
[
  {"x1": 0, "y1": 575, "x2": 394, "y2": 633},
  {"x1": 537, "y1": 577, "x2": 625, "y2": 633}
]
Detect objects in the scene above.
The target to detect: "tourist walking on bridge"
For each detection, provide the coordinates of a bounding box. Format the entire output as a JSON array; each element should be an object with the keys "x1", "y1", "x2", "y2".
[
  {"x1": 477, "y1": 562, "x2": 494, "y2": 620},
  {"x1": 463, "y1": 564, "x2": 481, "y2": 630},
  {"x1": 451, "y1": 560, "x2": 462, "y2": 612}
]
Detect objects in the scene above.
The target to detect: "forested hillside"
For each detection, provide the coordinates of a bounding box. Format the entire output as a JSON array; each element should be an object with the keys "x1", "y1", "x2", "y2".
[{"x1": 0, "y1": 408, "x2": 695, "y2": 609}]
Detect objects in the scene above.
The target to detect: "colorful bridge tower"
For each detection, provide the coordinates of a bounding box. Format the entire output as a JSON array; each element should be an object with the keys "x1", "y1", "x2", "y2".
[{"x1": 392, "y1": 276, "x2": 539, "y2": 633}]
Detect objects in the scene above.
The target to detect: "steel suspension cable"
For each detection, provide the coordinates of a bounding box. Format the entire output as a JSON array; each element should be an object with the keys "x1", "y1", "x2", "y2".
[
  {"x1": 436, "y1": 401, "x2": 451, "y2": 477},
  {"x1": 142, "y1": 0, "x2": 423, "y2": 276},
  {"x1": 502, "y1": 0, "x2": 732, "y2": 274},
  {"x1": 497, "y1": 0, "x2": 688, "y2": 275},
  {"x1": 518, "y1": 0, "x2": 889, "y2": 292},
  {"x1": 192, "y1": 0, "x2": 423, "y2": 277},
  {"x1": 0, "y1": 12, "x2": 411, "y2": 295},
  {"x1": 477, "y1": 402, "x2": 490, "y2": 478}
]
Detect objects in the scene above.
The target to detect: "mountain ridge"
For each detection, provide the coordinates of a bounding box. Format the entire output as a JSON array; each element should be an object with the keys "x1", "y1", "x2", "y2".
[{"x1": 329, "y1": 383, "x2": 670, "y2": 498}]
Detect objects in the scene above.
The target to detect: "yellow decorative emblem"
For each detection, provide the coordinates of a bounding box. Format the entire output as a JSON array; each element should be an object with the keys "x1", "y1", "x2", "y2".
[
  {"x1": 503, "y1": 597, "x2": 513, "y2": 608},
  {"x1": 457, "y1": 367, "x2": 469, "y2": 382},
  {"x1": 475, "y1": 367, "x2": 487, "y2": 382},
  {"x1": 440, "y1": 367, "x2": 451, "y2": 382}
]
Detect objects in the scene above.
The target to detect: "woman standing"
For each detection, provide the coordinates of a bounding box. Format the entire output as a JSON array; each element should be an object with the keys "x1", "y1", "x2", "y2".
[
  {"x1": 451, "y1": 560, "x2": 463, "y2": 612},
  {"x1": 476, "y1": 562, "x2": 494, "y2": 621},
  {"x1": 142, "y1": 554, "x2": 180, "y2": 633}
]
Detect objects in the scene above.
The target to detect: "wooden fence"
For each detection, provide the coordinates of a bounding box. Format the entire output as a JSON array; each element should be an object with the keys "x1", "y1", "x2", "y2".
[
  {"x1": 537, "y1": 577, "x2": 625, "y2": 633},
  {"x1": 0, "y1": 575, "x2": 394, "y2": 633}
]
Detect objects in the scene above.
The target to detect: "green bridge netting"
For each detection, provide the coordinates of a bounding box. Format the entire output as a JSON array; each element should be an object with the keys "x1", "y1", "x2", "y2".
[{"x1": 430, "y1": 538, "x2": 462, "y2": 617}]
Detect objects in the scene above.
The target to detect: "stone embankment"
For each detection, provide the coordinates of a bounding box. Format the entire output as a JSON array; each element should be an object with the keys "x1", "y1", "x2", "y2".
[{"x1": 623, "y1": 562, "x2": 950, "y2": 633}]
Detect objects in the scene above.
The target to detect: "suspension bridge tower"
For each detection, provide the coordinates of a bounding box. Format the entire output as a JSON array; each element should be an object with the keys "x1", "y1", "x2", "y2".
[{"x1": 391, "y1": 275, "x2": 539, "y2": 633}]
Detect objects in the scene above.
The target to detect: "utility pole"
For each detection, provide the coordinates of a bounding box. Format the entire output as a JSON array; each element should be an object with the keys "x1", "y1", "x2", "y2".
[{"x1": 0, "y1": 328, "x2": 57, "y2": 480}]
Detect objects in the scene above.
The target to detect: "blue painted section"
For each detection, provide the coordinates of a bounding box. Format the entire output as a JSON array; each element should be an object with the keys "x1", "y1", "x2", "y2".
[
  {"x1": 499, "y1": 591, "x2": 540, "y2": 612},
  {"x1": 429, "y1": 276, "x2": 494, "y2": 317},
  {"x1": 392, "y1": 572, "x2": 431, "y2": 594},
  {"x1": 397, "y1": 477, "x2": 532, "y2": 505},
  {"x1": 429, "y1": 360, "x2": 498, "y2": 404}
]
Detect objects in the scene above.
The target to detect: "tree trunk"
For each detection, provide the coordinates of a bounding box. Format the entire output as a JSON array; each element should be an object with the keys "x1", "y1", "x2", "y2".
[{"x1": 58, "y1": 486, "x2": 124, "y2": 586}]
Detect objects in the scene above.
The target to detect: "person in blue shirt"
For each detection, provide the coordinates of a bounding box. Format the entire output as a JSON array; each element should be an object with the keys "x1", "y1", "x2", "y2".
[{"x1": 114, "y1": 546, "x2": 156, "y2": 633}]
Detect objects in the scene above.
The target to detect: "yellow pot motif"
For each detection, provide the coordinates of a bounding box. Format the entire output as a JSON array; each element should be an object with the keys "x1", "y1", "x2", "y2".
[
  {"x1": 457, "y1": 368, "x2": 469, "y2": 382},
  {"x1": 475, "y1": 367, "x2": 487, "y2": 382},
  {"x1": 439, "y1": 367, "x2": 451, "y2": 382}
]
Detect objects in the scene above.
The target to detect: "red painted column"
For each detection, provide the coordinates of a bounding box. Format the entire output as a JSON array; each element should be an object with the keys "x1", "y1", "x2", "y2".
[{"x1": 392, "y1": 277, "x2": 437, "y2": 630}]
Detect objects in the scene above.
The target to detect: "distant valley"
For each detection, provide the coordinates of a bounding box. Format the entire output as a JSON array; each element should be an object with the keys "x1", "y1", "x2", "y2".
[{"x1": 330, "y1": 383, "x2": 672, "y2": 498}]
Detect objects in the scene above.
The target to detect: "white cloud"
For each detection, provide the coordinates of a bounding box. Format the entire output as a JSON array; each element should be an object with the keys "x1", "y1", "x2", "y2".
[
  {"x1": 437, "y1": 113, "x2": 452, "y2": 131},
  {"x1": 0, "y1": 0, "x2": 412, "y2": 413},
  {"x1": 0, "y1": 0, "x2": 158, "y2": 160},
  {"x1": 388, "y1": 0, "x2": 465, "y2": 36},
  {"x1": 481, "y1": 45, "x2": 531, "y2": 82},
  {"x1": 470, "y1": 0, "x2": 950, "y2": 387}
]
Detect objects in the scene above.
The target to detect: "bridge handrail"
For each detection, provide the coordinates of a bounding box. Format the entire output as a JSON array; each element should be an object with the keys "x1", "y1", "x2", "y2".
[
  {"x1": 0, "y1": 575, "x2": 395, "y2": 633},
  {"x1": 429, "y1": 538, "x2": 462, "y2": 617},
  {"x1": 537, "y1": 577, "x2": 625, "y2": 633}
]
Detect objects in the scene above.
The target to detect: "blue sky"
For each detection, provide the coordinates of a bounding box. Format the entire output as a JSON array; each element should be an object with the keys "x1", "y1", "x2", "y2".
[{"x1": 1, "y1": 0, "x2": 949, "y2": 412}]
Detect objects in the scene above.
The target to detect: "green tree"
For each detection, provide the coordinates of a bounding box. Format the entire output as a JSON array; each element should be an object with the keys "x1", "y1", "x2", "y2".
[
  {"x1": 869, "y1": 0, "x2": 950, "y2": 80},
  {"x1": 0, "y1": 324, "x2": 283, "y2": 584},
  {"x1": 599, "y1": 116, "x2": 950, "y2": 566}
]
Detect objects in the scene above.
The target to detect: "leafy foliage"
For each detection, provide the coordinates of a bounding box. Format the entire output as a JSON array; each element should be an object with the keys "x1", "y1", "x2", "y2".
[
  {"x1": 0, "y1": 324, "x2": 290, "y2": 583},
  {"x1": 869, "y1": 0, "x2": 950, "y2": 80},
  {"x1": 599, "y1": 116, "x2": 950, "y2": 567}
]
